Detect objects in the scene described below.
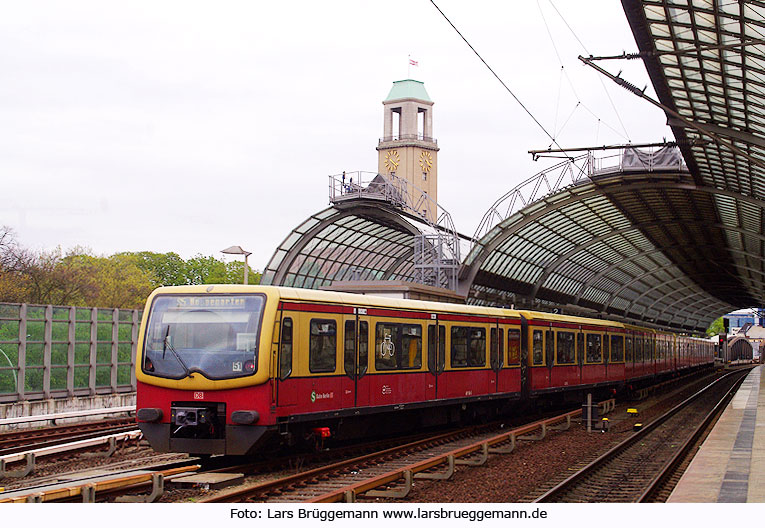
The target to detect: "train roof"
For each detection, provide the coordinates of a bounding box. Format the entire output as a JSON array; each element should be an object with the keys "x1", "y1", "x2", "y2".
[
  {"x1": 146, "y1": 285, "x2": 691, "y2": 334},
  {"x1": 519, "y1": 310, "x2": 625, "y2": 329},
  {"x1": 146, "y1": 285, "x2": 523, "y2": 319}
]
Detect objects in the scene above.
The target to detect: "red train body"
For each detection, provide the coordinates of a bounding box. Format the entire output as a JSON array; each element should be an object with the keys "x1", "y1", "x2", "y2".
[{"x1": 135, "y1": 286, "x2": 714, "y2": 455}]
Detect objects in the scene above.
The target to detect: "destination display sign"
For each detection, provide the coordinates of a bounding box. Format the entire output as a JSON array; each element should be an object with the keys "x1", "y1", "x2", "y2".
[{"x1": 169, "y1": 296, "x2": 248, "y2": 309}]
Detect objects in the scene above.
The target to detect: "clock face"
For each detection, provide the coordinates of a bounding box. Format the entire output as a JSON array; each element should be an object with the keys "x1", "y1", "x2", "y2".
[
  {"x1": 384, "y1": 150, "x2": 400, "y2": 171},
  {"x1": 419, "y1": 150, "x2": 433, "y2": 172}
]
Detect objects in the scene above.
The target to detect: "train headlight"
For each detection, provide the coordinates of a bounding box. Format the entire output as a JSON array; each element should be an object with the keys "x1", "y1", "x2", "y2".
[{"x1": 231, "y1": 410, "x2": 259, "y2": 425}]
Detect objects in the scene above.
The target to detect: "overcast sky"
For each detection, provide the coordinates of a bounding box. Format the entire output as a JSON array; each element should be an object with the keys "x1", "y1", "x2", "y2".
[{"x1": 1, "y1": 1, "x2": 671, "y2": 271}]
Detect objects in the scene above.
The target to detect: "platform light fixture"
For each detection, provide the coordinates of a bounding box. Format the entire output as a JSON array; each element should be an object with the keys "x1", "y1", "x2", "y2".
[{"x1": 221, "y1": 245, "x2": 252, "y2": 285}]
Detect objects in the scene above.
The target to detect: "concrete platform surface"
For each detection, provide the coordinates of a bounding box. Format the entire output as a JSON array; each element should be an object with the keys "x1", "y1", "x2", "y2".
[{"x1": 669, "y1": 365, "x2": 763, "y2": 502}]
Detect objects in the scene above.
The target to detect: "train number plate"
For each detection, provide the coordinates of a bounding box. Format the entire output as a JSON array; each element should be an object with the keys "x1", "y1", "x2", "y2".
[{"x1": 193, "y1": 392, "x2": 204, "y2": 400}]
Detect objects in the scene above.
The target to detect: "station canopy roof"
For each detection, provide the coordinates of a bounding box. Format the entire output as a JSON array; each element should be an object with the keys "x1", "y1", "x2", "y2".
[
  {"x1": 261, "y1": 202, "x2": 426, "y2": 289},
  {"x1": 262, "y1": 2, "x2": 765, "y2": 334}
]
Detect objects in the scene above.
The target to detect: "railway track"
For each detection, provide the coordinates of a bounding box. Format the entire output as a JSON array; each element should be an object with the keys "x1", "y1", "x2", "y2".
[
  {"x1": 0, "y1": 418, "x2": 137, "y2": 456},
  {"x1": 532, "y1": 368, "x2": 750, "y2": 503},
  {"x1": 199, "y1": 406, "x2": 595, "y2": 503}
]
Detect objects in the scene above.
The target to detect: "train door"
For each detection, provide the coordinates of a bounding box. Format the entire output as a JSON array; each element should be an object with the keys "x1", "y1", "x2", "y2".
[
  {"x1": 577, "y1": 328, "x2": 584, "y2": 385},
  {"x1": 276, "y1": 315, "x2": 297, "y2": 407},
  {"x1": 490, "y1": 323, "x2": 503, "y2": 393},
  {"x1": 545, "y1": 326, "x2": 555, "y2": 388},
  {"x1": 341, "y1": 311, "x2": 370, "y2": 408},
  {"x1": 528, "y1": 322, "x2": 552, "y2": 392},
  {"x1": 520, "y1": 316, "x2": 529, "y2": 399},
  {"x1": 427, "y1": 321, "x2": 445, "y2": 400}
]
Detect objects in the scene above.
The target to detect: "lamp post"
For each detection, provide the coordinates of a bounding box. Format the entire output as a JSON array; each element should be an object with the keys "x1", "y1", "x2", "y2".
[{"x1": 221, "y1": 245, "x2": 252, "y2": 285}]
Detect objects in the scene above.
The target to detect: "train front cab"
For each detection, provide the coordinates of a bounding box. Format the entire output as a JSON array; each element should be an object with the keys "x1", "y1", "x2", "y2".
[{"x1": 135, "y1": 286, "x2": 280, "y2": 456}]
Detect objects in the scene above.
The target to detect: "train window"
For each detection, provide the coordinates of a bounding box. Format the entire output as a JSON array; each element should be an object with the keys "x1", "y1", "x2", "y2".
[
  {"x1": 344, "y1": 321, "x2": 356, "y2": 376},
  {"x1": 610, "y1": 335, "x2": 624, "y2": 362},
  {"x1": 469, "y1": 328, "x2": 486, "y2": 367},
  {"x1": 375, "y1": 323, "x2": 421, "y2": 370},
  {"x1": 375, "y1": 323, "x2": 400, "y2": 371},
  {"x1": 545, "y1": 330, "x2": 554, "y2": 365},
  {"x1": 451, "y1": 326, "x2": 486, "y2": 367},
  {"x1": 507, "y1": 329, "x2": 521, "y2": 365},
  {"x1": 635, "y1": 337, "x2": 643, "y2": 362},
  {"x1": 626, "y1": 336, "x2": 633, "y2": 362},
  {"x1": 279, "y1": 318, "x2": 293, "y2": 380},
  {"x1": 586, "y1": 334, "x2": 602, "y2": 363},
  {"x1": 556, "y1": 331, "x2": 575, "y2": 364},
  {"x1": 401, "y1": 325, "x2": 422, "y2": 369},
  {"x1": 490, "y1": 328, "x2": 504, "y2": 370},
  {"x1": 309, "y1": 319, "x2": 337, "y2": 373},
  {"x1": 359, "y1": 321, "x2": 369, "y2": 376},
  {"x1": 428, "y1": 325, "x2": 446, "y2": 373},
  {"x1": 532, "y1": 330, "x2": 544, "y2": 365}
]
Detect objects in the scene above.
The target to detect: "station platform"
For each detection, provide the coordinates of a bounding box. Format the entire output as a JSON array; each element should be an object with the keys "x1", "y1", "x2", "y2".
[{"x1": 668, "y1": 365, "x2": 764, "y2": 502}]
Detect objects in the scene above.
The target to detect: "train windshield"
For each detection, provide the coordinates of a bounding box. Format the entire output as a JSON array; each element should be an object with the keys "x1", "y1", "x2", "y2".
[{"x1": 142, "y1": 294, "x2": 265, "y2": 380}]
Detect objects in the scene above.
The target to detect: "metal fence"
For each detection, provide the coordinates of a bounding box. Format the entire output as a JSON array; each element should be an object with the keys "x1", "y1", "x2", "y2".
[{"x1": 0, "y1": 302, "x2": 141, "y2": 403}]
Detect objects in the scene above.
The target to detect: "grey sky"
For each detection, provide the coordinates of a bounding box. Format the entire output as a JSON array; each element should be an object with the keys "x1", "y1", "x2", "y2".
[{"x1": 1, "y1": 1, "x2": 669, "y2": 271}]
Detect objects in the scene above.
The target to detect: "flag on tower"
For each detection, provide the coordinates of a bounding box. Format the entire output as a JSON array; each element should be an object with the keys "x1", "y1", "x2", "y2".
[{"x1": 409, "y1": 58, "x2": 418, "y2": 66}]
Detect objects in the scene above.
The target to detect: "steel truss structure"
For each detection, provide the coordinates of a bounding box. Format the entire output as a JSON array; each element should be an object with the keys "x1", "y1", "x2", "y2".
[{"x1": 262, "y1": 1, "x2": 765, "y2": 333}]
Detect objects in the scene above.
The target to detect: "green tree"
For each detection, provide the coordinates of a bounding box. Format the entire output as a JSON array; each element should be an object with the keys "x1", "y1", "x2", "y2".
[
  {"x1": 706, "y1": 317, "x2": 726, "y2": 336},
  {"x1": 120, "y1": 251, "x2": 187, "y2": 287},
  {"x1": 59, "y1": 252, "x2": 155, "y2": 309}
]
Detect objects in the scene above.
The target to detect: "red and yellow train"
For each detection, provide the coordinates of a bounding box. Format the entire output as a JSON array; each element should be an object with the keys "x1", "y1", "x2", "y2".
[{"x1": 135, "y1": 285, "x2": 714, "y2": 455}]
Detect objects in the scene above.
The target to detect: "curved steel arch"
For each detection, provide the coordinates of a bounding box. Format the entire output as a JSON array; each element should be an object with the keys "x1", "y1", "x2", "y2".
[
  {"x1": 262, "y1": 202, "x2": 426, "y2": 289},
  {"x1": 531, "y1": 217, "x2": 765, "y2": 304},
  {"x1": 574, "y1": 223, "x2": 765, "y2": 303},
  {"x1": 459, "y1": 170, "x2": 765, "y2": 332}
]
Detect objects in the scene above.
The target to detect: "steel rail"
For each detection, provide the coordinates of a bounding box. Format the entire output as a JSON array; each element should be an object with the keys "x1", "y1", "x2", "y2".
[
  {"x1": 0, "y1": 406, "x2": 135, "y2": 427},
  {"x1": 636, "y1": 373, "x2": 747, "y2": 502},
  {"x1": 0, "y1": 464, "x2": 199, "y2": 503},
  {"x1": 201, "y1": 404, "x2": 607, "y2": 503},
  {"x1": 0, "y1": 429, "x2": 141, "y2": 468},
  {"x1": 532, "y1": 369, "x2": 750, "y2": 502},
  {"x1": 0, "y1": 419, "x2": 137, "y2": 456}
]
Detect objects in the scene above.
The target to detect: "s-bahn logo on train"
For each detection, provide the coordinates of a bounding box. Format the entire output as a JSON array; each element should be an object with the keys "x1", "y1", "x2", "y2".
[{"x1": 311, "y1": 391, "x2": 334, "y2": 403}]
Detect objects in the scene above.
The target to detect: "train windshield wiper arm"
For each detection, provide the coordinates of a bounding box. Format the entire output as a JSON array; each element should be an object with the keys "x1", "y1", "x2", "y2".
[{"x1": 163, "y1": 325, "x2": 191, "y2": 377}]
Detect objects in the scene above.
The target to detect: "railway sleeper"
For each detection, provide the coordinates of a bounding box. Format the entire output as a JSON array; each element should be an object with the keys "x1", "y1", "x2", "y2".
[
  {"x1": 0, "y1": 452, "x2": 35, "y2": 478},
  {"x1": 363, "y1": 470, "x2": 413, "y2": 499}
]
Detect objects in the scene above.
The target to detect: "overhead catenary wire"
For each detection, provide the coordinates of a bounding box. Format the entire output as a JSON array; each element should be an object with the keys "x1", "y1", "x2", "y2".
[
  {"x1": 428, "y1": 0, "x2": 570, "y2": 157},
  {"x1": 546, "y1": 0, "x2": 632, "y2": 141},
  {"x1": 536, "y1": 0, "x2": 629, "y2": 143}
]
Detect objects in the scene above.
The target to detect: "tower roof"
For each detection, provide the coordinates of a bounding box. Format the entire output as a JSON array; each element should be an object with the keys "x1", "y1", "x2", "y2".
[{"x1": 384, "y1": 79, "x2": 432, "y2": 103}]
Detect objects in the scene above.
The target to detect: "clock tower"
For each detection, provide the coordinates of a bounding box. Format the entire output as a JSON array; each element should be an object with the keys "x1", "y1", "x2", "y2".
[{"x1": 377, "y1": 79, "x2": 439, "y2": 222}]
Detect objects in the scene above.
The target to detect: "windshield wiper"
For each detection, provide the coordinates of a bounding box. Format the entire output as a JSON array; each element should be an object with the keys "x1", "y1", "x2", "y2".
[{"x1": 163, "y1": 325, "x2": 192, "y2": 378}]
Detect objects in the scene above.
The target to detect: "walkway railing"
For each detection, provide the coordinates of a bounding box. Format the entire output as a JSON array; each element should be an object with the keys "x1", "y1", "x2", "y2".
[
  {"x1": 329, "y1": 171, "x2": 462, "y2": 291},
  {"x1": 471, "y1": 146, "x2": 689, "y2": 248},
  {"x1": 0, "y1": 303, "x2": 140, "y2": 403}
]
